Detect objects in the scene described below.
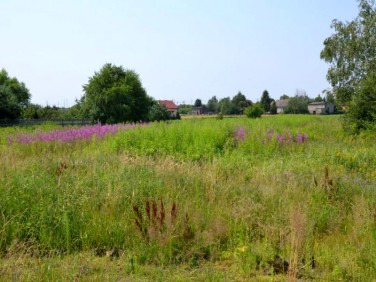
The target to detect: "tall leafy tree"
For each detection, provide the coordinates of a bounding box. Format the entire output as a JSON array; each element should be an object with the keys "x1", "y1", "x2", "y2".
[
  {"x1": 320, "y1": 0, "x2": 376, "y2": 132},
  {"x1": 194, "y1": 99, "x2": 202, "y2": 107},
  {"x1": 314, "y1": 94, "x2": 324, "y2": 102},
  {"x1": 81, "y1": 64, "x2": 152, "y2": 124},
  {"x1": 218, "y1": 97, "x2": 234, "y2": 115},
  {"x1": 231, "y1": 91, "x2": 251, "y2": 114},
  {"x1": 285, "y1": 91, "x2": 311, "y2": 114},
  {"x1": 280, "y1": 94, "x2": 290, "y2": 100},
  {"x1": 0, "y1": 69, "x2": 31, "y2": 119},
  {"x1": 207, "y1": 96, "x2": 219, "y2": 113},
  {"x1": 260, "y1": 90, "x2": 273, "y2": 112}
]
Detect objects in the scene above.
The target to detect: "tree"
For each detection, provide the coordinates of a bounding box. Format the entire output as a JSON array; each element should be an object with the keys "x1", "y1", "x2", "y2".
[
  {"x1": 260, "y1": 90, "x2": 273, "y2": 112},
  {"x1": 285, "y1": 91, "x2": 311, "y2": 114},
  {"x1": 0, "y1": 69, "x2": 31, "y2": 119},
  {"x1": 314, "y1": 94, "x2": 324, "y2": 102},
  {"x1": 217, "y1": 97, "x2": 232, "y2": 115},
  {"x1": 285, "y1": 95, "x2": 310, "y2": 114},
  {"x1": 343, "y1": 72, "x2": 376, "y2": 132},
  {"x1": 320, "y1": 0, "x2": 376, "y2": 131},
  {"x1": 270, "y1": 101, "x2": 277, "y2": 115},
  {"x1": 207, "y1": 96, "x2": 219, "y2": 113},
  {"x1": 244, "y1": 104, "x2": 264, "y2": 118},
  {"x1": 178, "y1": 104, "x2": 192, "y2": 115},
  {"x1": 81, "y1": 64, "x2": 152, "y2": 124},
  {"x1": 149, "y1": 103, "x2": 171, "y2": 121},
  {"x1": 280, "y1": 94, "x2": 289, "y2": 100},
  {"x1": 232, "y1": 91, "x2": 251, "y2": 114},
  {"x1": 23, "y1": 103, "x2": 42, "y2": 119},
  {"x1": 194, "y1": 99, "x2": 202, "y2": 107},
  {"x1": 323, "y1": 89, "x2": 335, "y2": 104}
]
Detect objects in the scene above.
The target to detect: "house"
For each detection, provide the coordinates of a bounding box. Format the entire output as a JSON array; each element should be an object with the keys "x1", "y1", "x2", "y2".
[
  {"x1": 275, "y1": 99, "x2": 289, "y2": 113},
  {"x1": 191, "y1": 106, "x2": 205, "y2": 115},
  {"x1": 157, "y1": 100, "x2": 178, "y2": 116},
  {"x1": 308, "y1": 101, "x2": 334, "y2": 115}
]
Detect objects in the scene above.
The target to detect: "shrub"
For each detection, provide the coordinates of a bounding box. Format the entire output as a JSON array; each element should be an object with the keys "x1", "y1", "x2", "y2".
[
  {"x1": 149, "y1": 103, "x2": 171, "y2": 122},
  {"x1": 342, "y1": 74, "x2": 376, "y2": 134},
  {"x1": 244, "y1": 105, "x2": 264, "y2": 118}
]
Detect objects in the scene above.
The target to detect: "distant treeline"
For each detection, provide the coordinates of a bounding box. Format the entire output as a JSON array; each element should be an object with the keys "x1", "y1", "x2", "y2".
[{"x1": 0, "y1": 118, "x2": 91, "y2": 127}]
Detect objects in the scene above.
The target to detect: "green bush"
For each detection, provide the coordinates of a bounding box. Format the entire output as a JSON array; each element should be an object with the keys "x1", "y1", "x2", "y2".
[
  {"x1": 149, "y1": 103, "x2": 171, "y2": 121},
  {"x1": 342, "y1": 74, "x2": 376, "y2": 134},
  {"x1": 244, "y1": 105, "x2": 264, "y2": 118}
]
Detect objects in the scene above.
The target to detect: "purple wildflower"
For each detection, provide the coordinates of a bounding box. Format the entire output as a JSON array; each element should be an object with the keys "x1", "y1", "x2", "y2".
[
  {"x1": 296, "y1": 132, "x2": 303, "y2": 143},
  {"x1": 276, "y1": 133, "x2": 285, "y2": 143},
  {"x1": 234, "y1": 126, "x2": 246, "y2": 143},
  {"x1": 8, "y1": 123, "x2": 148, "y2": 145}
]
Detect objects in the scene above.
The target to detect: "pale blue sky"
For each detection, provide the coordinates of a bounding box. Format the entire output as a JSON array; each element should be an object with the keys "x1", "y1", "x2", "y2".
[{"x1": 1, "y1": 0, "x2": 359, "y2": 106}]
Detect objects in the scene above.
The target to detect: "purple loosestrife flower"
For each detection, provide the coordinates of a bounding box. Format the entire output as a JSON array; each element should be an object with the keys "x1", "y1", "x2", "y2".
[
  {"x1": 267, "y1": 128, "x2": 274, "y2": 141},
  {"x1": 276, "y1": 133, "x2": 285, "y2": 143},
  {"x1": 234, "y1": 126, "x2": 246, "y2": 143},
  {"x1": 9, "y1": 122, "x2": 149, "y2": 145},
  {"x1": 296, "y1": 132, "x2": 303, "y2": 143},
  {"x1": 295, "y1": 132, "x2": 308, "y2": 143}
]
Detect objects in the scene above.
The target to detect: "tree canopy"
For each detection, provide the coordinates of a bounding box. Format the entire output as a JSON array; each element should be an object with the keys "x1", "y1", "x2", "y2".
[
  {"x1": 149, "y1": 103, "x2": 171, "y2": 121},
  {"x1": 207, "y1": 96, "x2": 219, "y2": 113},
  {"x1": 320, "y1": 0, "x2": 376, "y2": 104},
  {"x1": 320, "y1": 0, "x2": 376, "y2": 132},
  {"x1": 194, "y1": 99, "x2": 202, "y2": 107},
  {"x1": 0, "y1": 69, "x2": 31, "y2": 119},
  {"x1": 280, "y1": 94, "x2": 290, "y2": 100},
  {"x1": 231, "y1": 91, "x2": 251, "y2": 114},
  {"x1": 260, "y1": 90, "x2": 273, "y2": 112},
  {"x1": 81, "y1": 64, "x2": 152, "y2": 124},
  {"x1": 218, "y1": 97, "x2": 234, "y2": 115},
  {"x1": 285, "y1": 93, "x2": 310, "y2": 114}
]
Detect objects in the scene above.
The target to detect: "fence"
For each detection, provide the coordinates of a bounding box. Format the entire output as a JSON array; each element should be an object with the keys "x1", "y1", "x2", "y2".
[{"x1": 0, "y1": 119, "x2": 92, "y2": 127}]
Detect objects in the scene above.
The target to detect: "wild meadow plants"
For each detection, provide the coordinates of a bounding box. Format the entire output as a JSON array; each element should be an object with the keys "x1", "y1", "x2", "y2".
[
  {"x1": 0, "y1": 115, "x2": 376, "y2": 281},
  {"x1": 7, "y1": 122, "x2": 149, "y2": 144}
]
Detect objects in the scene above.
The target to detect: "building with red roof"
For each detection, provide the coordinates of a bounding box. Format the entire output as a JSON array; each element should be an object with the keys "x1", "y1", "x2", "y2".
[{"x1": 157, "y1": 100, "x2": 178, "y2": 116}]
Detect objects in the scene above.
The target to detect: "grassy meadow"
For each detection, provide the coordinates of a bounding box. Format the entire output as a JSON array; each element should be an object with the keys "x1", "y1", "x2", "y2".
[{"x1": 1, "y1": 115, "x2": 376, "y2": 281}]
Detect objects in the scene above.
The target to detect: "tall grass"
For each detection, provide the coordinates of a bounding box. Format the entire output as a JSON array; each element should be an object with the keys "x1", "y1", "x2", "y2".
[{"x1": 1, "y1": 115, "x2": 376, "y2": 280}]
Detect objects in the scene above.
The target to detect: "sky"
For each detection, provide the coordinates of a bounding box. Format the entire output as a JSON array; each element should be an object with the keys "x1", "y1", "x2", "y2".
[{"x1": 0, "y1": 0, "x2": 360, "y2": 107}]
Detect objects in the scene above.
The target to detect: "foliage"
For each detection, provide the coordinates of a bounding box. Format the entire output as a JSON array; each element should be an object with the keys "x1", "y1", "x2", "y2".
[
  {"x1": 0, "y1": 69, "x2": 31, "y2": 119},
  {"x1": 244, "y1": 104, "x2": 264, "y2": 118},
  {"x1": 280, "y1": 94, "x2": 290, "y2": 100},
  {"x1": 207, "y1": 96, "x2": 219, "y2": 113},
  {"x1": 22, "y1": 104, "x2": 84, "y2": 120},
  {"x1": 22, "y1": 103, "x2": 43, "y2": 119},
  {"x1": 194, "y1": 99, "x2": 202, "y2": 107},
  {"x1": 80, "y1": 63, "x2": 152, "y2": 124},
  {"x1": 178, "y1": 104, "x2": 192, "y2": 115},
  {"x1": 314, "y1": 94, "x2": 324, "y2": 102},
  {"x1": 321, "y1": 0, "x2": 376, "y2": 132},
  {"x1": 218, "y1": 97, "x2": 234, "y2": 115},
  {"x1": 231, "y1": 91, "x2": 252, "y2": 114},
  {"x1": 320, "y1": 0, "x2": 376, "y2": 104},
  {"x1": 343, "y1": 73, "x2": 376, "y2": 133},
  {"x1": 8, "y1": 123, "x2": 146, "y2": 144},
  {"x1": 149, "y1": 103, "x2": 171, "y2": 121},
  {"x1": 1, "y1": 116, "x2": 376, "y2": 280},
  {"x1": 270, "y1": 101, "x2": 277, "y2": 114},
  {"x1": 260, "y1": 90, "x2": 273, "y2": 112},
  {"x1": 285, "y1": 95, "x2": 310, "y2": 114}
]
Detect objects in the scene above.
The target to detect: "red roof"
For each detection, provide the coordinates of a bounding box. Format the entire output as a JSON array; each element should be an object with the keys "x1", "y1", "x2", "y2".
[{"x1": 158, "y1": 100, "x2": 178, "y2": 110}]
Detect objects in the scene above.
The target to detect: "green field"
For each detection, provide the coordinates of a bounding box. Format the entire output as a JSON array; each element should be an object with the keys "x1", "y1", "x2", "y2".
[{"x1": 1, "y1": 115, "x2": 376, "y2": 281}]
